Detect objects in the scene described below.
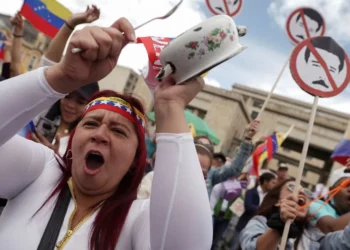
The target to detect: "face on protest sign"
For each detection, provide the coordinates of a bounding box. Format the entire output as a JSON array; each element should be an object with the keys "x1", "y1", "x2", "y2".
[
  {"x1": 290, "y1": 36, "x2": 350, "y2": 97},
  {"x1": 205, "y1": 0, "x2": 243, "y2": 17},
  {"x1": 286, "y1": 7, "x2": 325, "y2": 45}
]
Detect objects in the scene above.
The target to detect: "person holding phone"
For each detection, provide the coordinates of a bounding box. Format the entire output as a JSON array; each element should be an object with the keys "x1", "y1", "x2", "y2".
[{"x1": 28, "y1": 6, "x2": 101, "y2": 156}]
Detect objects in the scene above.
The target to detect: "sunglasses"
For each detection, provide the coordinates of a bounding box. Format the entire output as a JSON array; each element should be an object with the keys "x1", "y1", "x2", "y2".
[{"x1": 287, "y1": 183, "x2": 314, "y2": 199}]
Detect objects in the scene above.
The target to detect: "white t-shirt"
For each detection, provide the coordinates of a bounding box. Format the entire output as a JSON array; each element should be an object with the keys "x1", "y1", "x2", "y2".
[{"x1": 0, "y1": 68, "x2": 213, "y2": 250}]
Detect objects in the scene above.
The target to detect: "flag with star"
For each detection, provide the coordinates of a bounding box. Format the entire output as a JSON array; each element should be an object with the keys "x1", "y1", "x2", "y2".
[{"x1": 20, "y1": 0, "x2": 72, "y2": 38}]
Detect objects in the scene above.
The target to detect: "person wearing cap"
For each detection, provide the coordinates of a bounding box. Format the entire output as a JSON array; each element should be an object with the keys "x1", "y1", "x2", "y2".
[
  {"x1": 308, "y1": 165, "x2": 350, "y2": 234},
  {"x1": 26, "y1": 6, "x2": 101, "y2": 157},
  {"x1": 276, "y1": 163, "x2": 289, "y2": 183},
  {"x1": 204, "y1": 120, "x2": 259, "y2": 197}
]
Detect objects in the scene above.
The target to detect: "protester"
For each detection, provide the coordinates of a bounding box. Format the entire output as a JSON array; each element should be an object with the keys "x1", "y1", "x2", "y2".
[
  {"x1": 195, "y1": 135, "x2": 215, "y2": 146},
  {"x1": 0, "y1": 18, "x2": 212, "y2": 250},
  {"x1": 308, "y1": 166, "x2": 350, "y2": 234},
  {"x1": 9, "y1": 12, "x2": 24, "y2": 77},
  {"x1": 206, "y1": 120, "x2": 259, "y2": 197},
  {"x1": 210, "y1": 173, "x2": 249, "y2": 249},
  {"x1": 29, "y1": 6, "x2": 101, "y2": 156},
  {"x1": 145, "y1": 130, "x2": 156, "y2": 173},
  {"x1": 319, "y1": 220, "x2": 350, "y2": 249},
  {"x1": 235, "y1": 172, "x2": 277, "y2": 233},
  {"x1": 1, "y1": 34, "x2": 12, "y2": 81},
  {"x1": 239, "y1": 179, "x2": 322, "y2": 250}
]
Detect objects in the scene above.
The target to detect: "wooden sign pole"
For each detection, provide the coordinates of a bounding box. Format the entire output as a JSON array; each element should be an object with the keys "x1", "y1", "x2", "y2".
[
  {"x1": 257, "y1": 57, "x2": 290, "y2": 120},
  {"x1": 279, "y1": 96, "x2": 319, "y2": 250}
]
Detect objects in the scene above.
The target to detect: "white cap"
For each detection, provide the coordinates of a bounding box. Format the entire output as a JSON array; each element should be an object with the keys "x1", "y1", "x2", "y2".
[{"x1": 329, "y1": 167, "x2": 350, "y2": 187}]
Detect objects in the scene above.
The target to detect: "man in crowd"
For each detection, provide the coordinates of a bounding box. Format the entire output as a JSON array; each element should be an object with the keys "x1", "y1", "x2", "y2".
[
  {"x1": 197, "y1": 120, "x2": 259, "y2": 197},
  {"x1": 309, "y1": 166, "x2": 350, "y2": 234}
]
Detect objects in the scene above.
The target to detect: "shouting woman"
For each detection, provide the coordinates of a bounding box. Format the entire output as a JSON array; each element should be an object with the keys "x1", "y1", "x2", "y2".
[{"x1": 0, "y1": 18, "x2": 212, "y2": 249}]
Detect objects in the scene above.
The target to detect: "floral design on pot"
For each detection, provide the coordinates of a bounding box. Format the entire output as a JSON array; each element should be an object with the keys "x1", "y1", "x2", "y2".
[{"x1": 185, "y1": 27, "x2": 236, "y2": 60}]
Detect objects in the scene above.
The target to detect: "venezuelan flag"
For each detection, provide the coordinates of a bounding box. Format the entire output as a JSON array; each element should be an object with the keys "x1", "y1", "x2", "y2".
[
  {"x1": 250, "y1": 132, "x2": 285, "y2": 176},
  {"x1": 17, "y1": 121, "x2": 36, "y2": 139},
  {"x1": 0, "y1": 31, "x2": 6, "y2": 61},
  {"x1": 331, "y1": 139, "x2": 350, "y2": 166},
  {"x1": 20, "y1": 0, "x2": 71, "y2": 38}
]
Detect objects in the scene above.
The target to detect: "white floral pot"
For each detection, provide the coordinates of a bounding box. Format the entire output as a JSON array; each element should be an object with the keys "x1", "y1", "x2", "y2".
[{"x1": 157, "y1": 15, "x2": 247, "y2": 84}]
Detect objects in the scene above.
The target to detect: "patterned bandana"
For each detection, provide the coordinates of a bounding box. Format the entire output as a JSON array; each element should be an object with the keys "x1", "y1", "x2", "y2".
[{"x1": 83, "y1": 97, "x2": 146, "y2": 131}]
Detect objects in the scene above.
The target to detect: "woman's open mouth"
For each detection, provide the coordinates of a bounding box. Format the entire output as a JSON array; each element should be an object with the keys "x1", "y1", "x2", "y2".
[
  {"x1": 84, "y1": 151, "x2": 105, "y2": 175},
  {"x1": 298, "y1": 196, "x2": 306, "y2": 206}
]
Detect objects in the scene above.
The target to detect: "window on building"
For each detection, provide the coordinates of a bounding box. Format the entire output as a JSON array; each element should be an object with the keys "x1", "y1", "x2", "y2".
[
  {"x1": 197, "y1": 109, "x2": 207, "y2": 119},
  {"x1": 251, "y1": 111, "x2": 258, "y2": 119},
  {"x1": 123, "y1": 72, "x2": 138, "y2": 93},
  {"x1": 27, "y1": 56, "x2": 37, "y2": 71},
  {"x1": 186, "y1": 105, "x2": 207, "y2": 119},
  {"x1": 252, "y1": 100, "x2": 263, "y2": 108}
]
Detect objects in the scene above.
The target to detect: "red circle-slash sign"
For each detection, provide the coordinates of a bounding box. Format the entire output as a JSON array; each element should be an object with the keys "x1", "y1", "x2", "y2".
[
  {"x1": 206, "y1": 0, "x2": 243, "y2": 17},
  {"x1": 290, "y1": 36, "x2": 350, "y2": 98},
  {"x1": 286, "y1": 7, "x2": 326, "y2": 45}
]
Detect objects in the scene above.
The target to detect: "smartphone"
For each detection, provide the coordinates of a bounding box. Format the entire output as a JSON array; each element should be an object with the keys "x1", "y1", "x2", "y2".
[{"x1": 36, "y1": 117, "x2": 59, "y2": 143}]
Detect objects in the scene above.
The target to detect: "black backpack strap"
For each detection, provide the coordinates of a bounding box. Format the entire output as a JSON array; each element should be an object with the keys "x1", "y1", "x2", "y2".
[{"x1": 37, "y1": 184, "x2": 71, "y2": 250}]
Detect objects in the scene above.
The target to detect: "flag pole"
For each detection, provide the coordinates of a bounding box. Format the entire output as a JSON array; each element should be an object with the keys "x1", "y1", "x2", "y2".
[
  {"x1": 283, "y1": 124, "x2": 295, "y2": 140},
  {"x1": 256, "y1": 57, "x2": 290, "y2": 120},
  {"x1": 279, "y1": 96, "x2": 319, "y2": 250}
]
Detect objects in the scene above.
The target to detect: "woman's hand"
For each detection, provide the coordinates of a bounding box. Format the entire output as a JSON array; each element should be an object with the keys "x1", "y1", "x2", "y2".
[
  {"x1": 280, "y1": 194, "x2": 298, "y2": 222},
  {"x1": 45, "y1": 18, "x2": 135, "y2": 94},
  {"x1": 67, "y1": 5, "x2": 100, "y2": 28},
  {"x1": 31, "y1": 132, "x2": 60, "y2": 154},
  {"x1": 154, "y1": 77, "x2": 204, "y2": 134},
  {"x1": 154, "y1": 77, "x2": 205, "y2": 110}
]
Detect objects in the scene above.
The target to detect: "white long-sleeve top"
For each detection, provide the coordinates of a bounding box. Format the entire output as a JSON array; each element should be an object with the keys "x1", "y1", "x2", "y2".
[{"x1": 0, "y1": 68, "x2": 212, "y2": 250}]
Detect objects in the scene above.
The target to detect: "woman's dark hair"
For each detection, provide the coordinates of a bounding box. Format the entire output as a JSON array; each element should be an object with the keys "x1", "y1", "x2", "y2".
[
  {"x1": 257, "y1": 178, "x2": 294, "y2": 217},
  {"x1": 259, "y1": 172, "x2": 276, "y2": 185},
  {"x1": 38, "y1": 89, "x2": 147, "y2": 250}
]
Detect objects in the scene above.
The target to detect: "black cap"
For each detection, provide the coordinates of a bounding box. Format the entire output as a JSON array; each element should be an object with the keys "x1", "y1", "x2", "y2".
[
  {"x1": 213, "y1": 152, "x2": 226, "y2": 163},
  {"x1": 76, "y1": 82, "x2": 99, "y2": 100}
]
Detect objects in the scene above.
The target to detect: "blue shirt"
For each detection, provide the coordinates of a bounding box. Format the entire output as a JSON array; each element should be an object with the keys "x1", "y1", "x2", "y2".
[
  {"x1": 206, "y1": 141, "x2": 253, "y2": 197},
  {"x1": 309, "y1": 200, "x2": 339, "y2": 226}
]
